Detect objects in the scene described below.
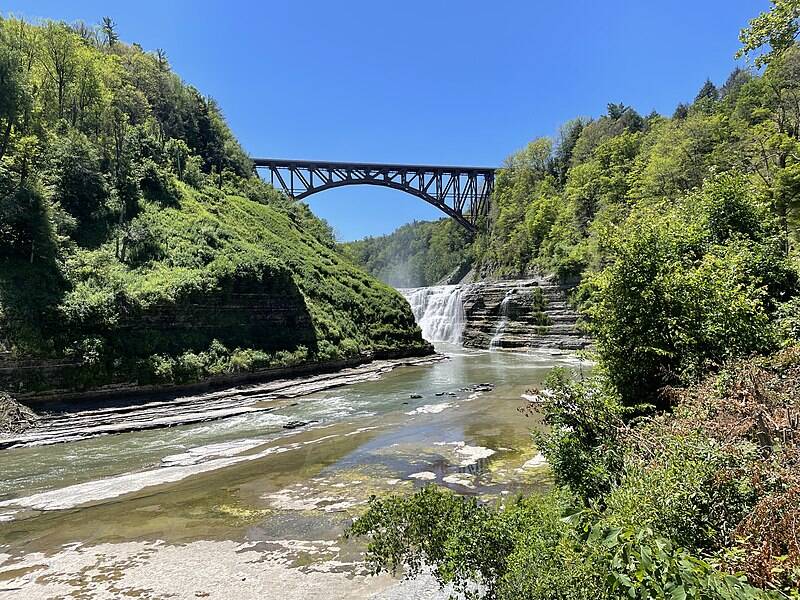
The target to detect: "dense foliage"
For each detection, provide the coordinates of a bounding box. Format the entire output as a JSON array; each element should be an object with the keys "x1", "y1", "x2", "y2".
[
  {"x1": 349, "y1": 3, "x2": 800, "y2": 598},
  {"x1": 341, "y1": 218, "x2": 471, "y2": 288},
  {"x1": 585, "y1": 174, "x2": 796, "y2": 405},
  {"x1": 472, "y1": 58, "x2": 800, "y2": 281},
  {"x1": 0, "y1": 16, "x2": 427, "y2": 391}
]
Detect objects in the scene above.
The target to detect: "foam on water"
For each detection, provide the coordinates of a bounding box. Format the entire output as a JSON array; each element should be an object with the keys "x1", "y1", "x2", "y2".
[{"x1": 405, "y1": 402, "x2": 453, "y2": 415}]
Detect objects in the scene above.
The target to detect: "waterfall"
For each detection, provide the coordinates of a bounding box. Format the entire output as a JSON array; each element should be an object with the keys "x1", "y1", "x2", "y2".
[
  {"x1": 401, "y1": 285, "x2": 466, "y2": 345},
  {"x1": 489, "y1": 290, "x2": 514, "y2": 350}
]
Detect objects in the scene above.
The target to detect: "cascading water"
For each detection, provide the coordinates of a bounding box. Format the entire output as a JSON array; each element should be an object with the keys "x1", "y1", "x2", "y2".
[
  {"x1": 489, "y1": 290, "x2": 514, "y2": 350},
  {"x1": 401, "y1": 285, "x2": 466, "y2": 345}
]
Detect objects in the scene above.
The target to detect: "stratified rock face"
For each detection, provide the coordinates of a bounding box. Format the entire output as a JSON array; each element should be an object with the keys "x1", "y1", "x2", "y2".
[{"x1": 461, "y1": 279, "x2": 591, "y2": 351}]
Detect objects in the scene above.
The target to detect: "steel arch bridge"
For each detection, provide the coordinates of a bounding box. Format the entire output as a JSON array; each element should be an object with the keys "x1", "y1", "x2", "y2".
[{"x1": 253, "y1": 158, "x2": 496, "y2": 234}]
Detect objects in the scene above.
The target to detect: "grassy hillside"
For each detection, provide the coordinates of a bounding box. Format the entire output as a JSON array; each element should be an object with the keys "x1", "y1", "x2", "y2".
[{"x1": 0, "y1": 16, "x2": 427, "y2": 392}]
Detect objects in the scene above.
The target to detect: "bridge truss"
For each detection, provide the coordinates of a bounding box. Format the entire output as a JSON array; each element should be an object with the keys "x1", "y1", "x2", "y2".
[{"x1": 253, "y1": 158, "x2": 495, "y2": 234}]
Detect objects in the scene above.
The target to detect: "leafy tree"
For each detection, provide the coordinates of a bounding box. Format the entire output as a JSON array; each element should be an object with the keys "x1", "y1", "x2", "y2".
[
  {"x1": 0, "y1": 36, "x2": 28, "y2": 160},
  {"x1": 720, "y1": 67, "x2": 752, "y2": 99},
  {"x1": 553, "y1": 118, "x2": 587, "y2": 183},
  {"x1": 672, "y1": 102, "x2": 689, "y2": 120},
  {"x1": 737, "y1": 0, "x2": 800, "y2": 67},
  {"x1": 586, "y1": 175, "x2": 791, "y2": 405},
  {"x1": 694, "y1": 78, "x2": 719, "y2": 103},
  {"x1": 39, "y1": 21, "x2": 78, "y2": 119},
  {"x1": 45, "y1": 127, "x2": 108, "y2": 234}
]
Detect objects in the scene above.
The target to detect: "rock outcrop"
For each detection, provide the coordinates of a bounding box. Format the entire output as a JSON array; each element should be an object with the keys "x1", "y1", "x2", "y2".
[
  {"x1": 461, "y1": 279, "x2": 591, "y2": 351},
  {"x1": 0, "y1": 391, "x2": 38, "y2": 435},
  {"x1": 0, "y1": 354, "x2": 443, "y2": 449}
]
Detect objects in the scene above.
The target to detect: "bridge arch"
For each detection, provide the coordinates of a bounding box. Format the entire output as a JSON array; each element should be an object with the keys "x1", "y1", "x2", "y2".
[{"x1": 253, "y1": 158, "x2": 495, "y2": 234}]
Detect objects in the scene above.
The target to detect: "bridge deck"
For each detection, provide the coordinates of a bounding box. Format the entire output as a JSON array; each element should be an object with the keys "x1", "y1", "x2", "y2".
[{"x1": 253, "y1": 158, "x2": 496, "y2": 174}]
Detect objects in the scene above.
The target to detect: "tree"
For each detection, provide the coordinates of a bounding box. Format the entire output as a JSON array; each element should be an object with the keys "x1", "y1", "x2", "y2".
[
  {"x1": 672, "y1": 103, "x2": 689, "y2": 119},
  {"x1": 46, "y1": 128, "x2": 108, "y2": 233},
  {"x1": 736, "y1": 46, "x2": 800, "y2": 241},
  {"x1": 71, "y1": 21, "x2": 98, "y2": 45},
  {"x1": 155, "y1": 48, "x2": 168, "y2": 72},
  {"x1": 720, "y1": 67, "x2": 752, "y2": 99},
  {"x1": 553, "y1": 118, "x2": 587, "y2": 183},
  {"x1": 101, "y1": 16, "x2": 118, "y2": 48},
  {"x1": 39, "y1": 22, "x2": 78, "y2": 119},
  {"x1": 737, "y1": 0, "x2": 800, "y2": 67},
  {"x1": 0, "y1": 39, "x2": 28, "y2": 160},
  {"x1": 586, "y1": 175, "x2": 791, "y2": 405},
  {"x1": 694, "y1": 78, "x2": 719, "y2": 103}
]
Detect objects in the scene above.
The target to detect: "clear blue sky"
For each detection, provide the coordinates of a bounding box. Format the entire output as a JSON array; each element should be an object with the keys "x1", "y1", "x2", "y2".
[{"x1": 7, "y1": 1, "x2": 768, "y2": 240}]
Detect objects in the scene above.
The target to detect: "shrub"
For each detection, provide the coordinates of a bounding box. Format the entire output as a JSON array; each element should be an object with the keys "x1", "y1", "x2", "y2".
[
  {"x1": 586, "y1": 175, "x2": 791, "y2": 405},
  {"x1": 348, "y1": 486, "x2": 607, "y2": 600},
  {"x1": 529, "y1": 369, "x2": 627, "y2": 502},
  {"x1": 139, "y1": 159, "x2": 180, "y2": 206},
  {"x1": 347, "y1": 486, "x2": 772, "y2": 600},
  {"x1": 602, "y1": 432, "x2": 758, "y2": 550}
]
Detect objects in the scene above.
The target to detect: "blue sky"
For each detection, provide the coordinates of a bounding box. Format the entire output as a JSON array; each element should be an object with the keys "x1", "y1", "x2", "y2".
[{"x1": 7, "y1": 1, "x2": 768, "y2": 240}]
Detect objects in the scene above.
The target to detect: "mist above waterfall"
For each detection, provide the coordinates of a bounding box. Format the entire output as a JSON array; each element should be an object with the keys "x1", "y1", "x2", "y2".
[{"x1": 400, "y1": 286, "x2": 466, "y2": 345}]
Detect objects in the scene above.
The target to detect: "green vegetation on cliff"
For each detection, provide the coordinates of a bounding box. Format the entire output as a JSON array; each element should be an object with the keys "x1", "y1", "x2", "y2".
[
  {"x1": 341, "y1": 218, "x2": 471, "y2": 288},
  {"x1": 0, "y1": 16, "x2": 426, "y2": 392},
  {"x1": 471, "y1": 36, "x2": 800, "y2": 284}
]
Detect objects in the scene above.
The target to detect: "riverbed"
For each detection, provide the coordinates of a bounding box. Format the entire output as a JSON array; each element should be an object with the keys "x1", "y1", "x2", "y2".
[{"x1": 0, "y1": 345, "x2": 587, "y2": 599}]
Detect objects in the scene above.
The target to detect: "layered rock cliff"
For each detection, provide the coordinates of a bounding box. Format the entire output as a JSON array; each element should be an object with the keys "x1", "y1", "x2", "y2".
[
  {"x1": 462, "y1": 279, "x2": 590, "y2": 351},
  {"x1": 401, "y1": 279, "x2": 590, "y2": 351}
]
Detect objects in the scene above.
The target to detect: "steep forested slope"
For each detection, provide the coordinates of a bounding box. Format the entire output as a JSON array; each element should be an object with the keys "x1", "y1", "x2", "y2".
[
  {"x1": 341, "y1": 218, "x2": 471, "y2": 287},
  {"x1": 0, "y1": 16, "x2": 427, "y2": 394},
  {"x1": 472, "y1": 63, "x2": 800, "y2": 281}
]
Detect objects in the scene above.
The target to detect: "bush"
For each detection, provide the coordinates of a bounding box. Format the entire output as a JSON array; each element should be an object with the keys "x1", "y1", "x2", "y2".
[
  {"x1": 602, "y1": 432, "x2": 758, "y2": 550},
  {"x1": 586, "y1": 175, "x2": 792, "y2": 405},
  {"x1": 139, "y1": 159, "x2": 180, "y2": 206},
  {"x1": 348, "y1": 486, "x2": 608, "y2": 600},
  {"x1": 529, "y1": 369, "x2": 627, "y2": 502},
  {"x1": 347, "y1": 486, "x2": 772, "y2": 600}
]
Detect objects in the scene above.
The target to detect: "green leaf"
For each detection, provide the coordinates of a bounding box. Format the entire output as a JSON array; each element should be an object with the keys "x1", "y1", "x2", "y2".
[
  {"x1": 602, "y1": 527, "x2": 623, "y2": 547},
  {"x1": 671, "y1": 585, "x2": 687, "y2": 600}
]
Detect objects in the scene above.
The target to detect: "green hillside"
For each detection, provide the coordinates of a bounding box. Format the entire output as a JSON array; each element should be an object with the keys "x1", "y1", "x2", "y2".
[
  {"x1": 0, "y1": 16, "x2": 427, "y2": 392},
  {"x1": 341, "y1": 218, "x2": 471, "y2": 288}
]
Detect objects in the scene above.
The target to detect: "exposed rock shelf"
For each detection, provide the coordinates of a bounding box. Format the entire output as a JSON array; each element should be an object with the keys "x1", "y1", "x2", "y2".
[
  {"x1": 461, "y1": 279, "x2": 591, "y2": 351},
  {"x1": 0, "y1": 355, "x2": 444, "y2": 450}
]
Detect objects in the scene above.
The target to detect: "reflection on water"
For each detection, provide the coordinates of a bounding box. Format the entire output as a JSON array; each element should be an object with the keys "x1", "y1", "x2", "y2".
[{"x1": 0, "y1": 346, "x2": 588, "y2": 557}]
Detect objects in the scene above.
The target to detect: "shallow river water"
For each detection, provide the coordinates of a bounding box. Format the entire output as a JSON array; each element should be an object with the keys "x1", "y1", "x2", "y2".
[{"x1": 0, "y1": 345, "x2": 588, "y2": 599}]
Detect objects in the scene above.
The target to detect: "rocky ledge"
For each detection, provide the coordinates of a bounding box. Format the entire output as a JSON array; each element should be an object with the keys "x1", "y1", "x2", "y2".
[
  {"x1": 461, "y1": 278, "x2": 591, "y2": 351},
  {"x1": 0, "y1": 354, "x2": 445, "y2": 450}
]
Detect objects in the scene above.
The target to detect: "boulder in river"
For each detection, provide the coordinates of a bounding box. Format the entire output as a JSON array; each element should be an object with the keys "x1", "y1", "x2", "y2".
[
  {"x1": 283, "y1": 420, "x2": 316, "y2": 430},
  {"x1": 0, "y1": 391, "x2": 39, "y2": 434}
]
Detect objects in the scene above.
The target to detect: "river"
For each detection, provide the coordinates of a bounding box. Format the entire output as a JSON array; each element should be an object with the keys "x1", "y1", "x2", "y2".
[{"x1": 0, "y1": 286, "x2": 588, "y2": 599}]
